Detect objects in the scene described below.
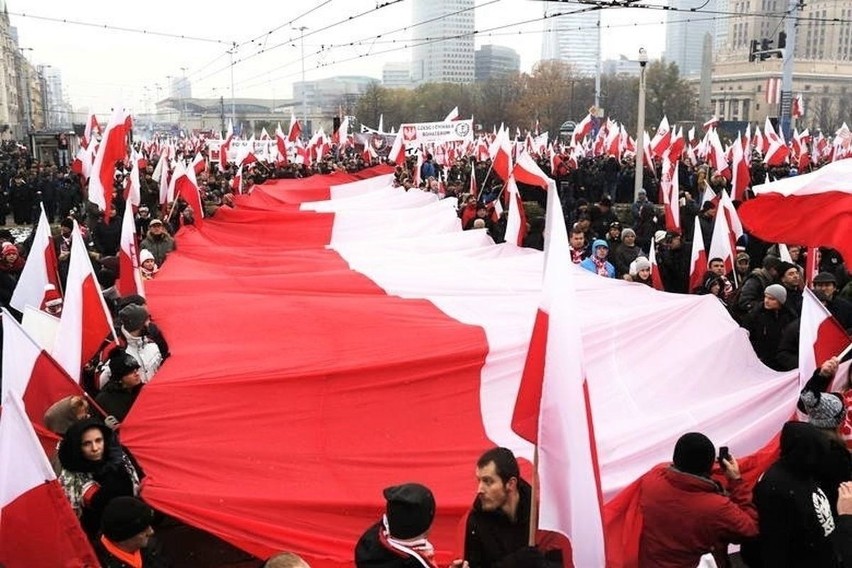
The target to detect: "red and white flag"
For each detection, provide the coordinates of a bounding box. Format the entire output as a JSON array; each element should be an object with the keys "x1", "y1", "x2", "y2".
[
  {"x1": 512, "y1": 149, "x2": 555, "y2": 192},
  {"x1": 0, "y1": 393, "x2": 100, "y2": 567},
  {"x1": 689, "y1": 217, "x2": 709, "y2": 293},
  {"x1": 649, "y1": 242, "x2": 665, "y2": 291},
  {"x1": 572, "y1": 113, "x2": 593, "y2": 144},
  {"x1": 219, "y1": 119, "x2": 234, "y2": 171},
  {"x1": 804, "y1": 247, "x2": 820, "y2": 287},
  {"x1": 2, "y1": 309, "x2": 89, "y2": 451},
  {"x1": 765, "y1": 77, "x2": 782, "y2": 105},
  {"x1": 708, "y1": 203, "x2": 735, "y2": 274},
  {"x1": 650, "y1": 116, "x2": 671, "y2": 158},
  {"x1": 81, "y1": 113, "x2": 100, "y2": 149},
  {"x1": 791, "y1": 94, "x2": 804, "y2": 119},
  {"x1": 798, "y1": 288, "x2": 851, "y2": 388},
  {"x1": 489, "y1": 126, "x2": 513, "y2": 183},
  {"x1": 232, "y1": 164, "x2": 243, "y2": 195},
  {"x1": 387, "y1": 131, "x2": 406, "y2": 166},
  {"x1": 117, "y1": 199, "x2": 145, "y2": 298},
  {"x1": 174, "y1": 163, "x2": 206, "y2": 227},
  {"x1": 275, "y1": 122, "x2": 289, "y2": 164},
  {"x1": 444, "y1": 106, "x2": 460, "y2": 121},
  {"x1": 288, "y1": 111, "x2": 302, "y2": 143},
  {"x1": 511, "y1": 176, "x2": 606, "y2": 566},
  {"x1": 88, "y1": 107, "x2": 132, "y2": 217},
  {"x1": 503, "y1": 176, "x2": 528, "y2": 246},
  {"x1": 730, "y1": 132, "x2": 751, "y2": 202},
  {"x1": 51, "y1": 221, "x2": 115, "y2": 383},
  {"x1": 10, "y1": 205, "x2": 61, "y2": 314},
  {"x1": 126, "y1": 149, "x2": 142, "y2": 207},
  {"x1": 739, "y1": 158, "x2": 852, "y2": 263}
]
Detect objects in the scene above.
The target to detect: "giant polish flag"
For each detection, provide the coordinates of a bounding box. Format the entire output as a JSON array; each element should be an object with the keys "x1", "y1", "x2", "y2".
[
  {"x1": 88, "y1": 107, "x2": 132, "y2": 216},
  {"x1": 799, "y1": 288, "x2": 851, "y2": 387},
  {"x1": 0, "y1": 393, "x2": 99, "y2": 567},
  {"x1": 511, "y1": 174, "x2": 606, "y2": 564},
  {"x1": 739, "y1": 158, "x2": 852, "y2": 263},
  {"x1": 10, "y1": 204, "x2": 60, "y2": 313},
  {"x1": 51, "y1": 222, "x2": 115, "y2": 383},
  {"x1": 120, "y1": 166, "x2": 800, "y2": 567}
]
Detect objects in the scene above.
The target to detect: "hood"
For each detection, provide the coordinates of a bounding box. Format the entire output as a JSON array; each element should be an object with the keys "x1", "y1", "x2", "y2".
[
  {"x1": 58, "y1": 418, "x2": 118, "y2": 473},
  {"x1": 591, "y1": 239, "x2": 609, "y2": 252},
  {"x1": 778, "y1": 421, "x2": 830, "y2": 478}
]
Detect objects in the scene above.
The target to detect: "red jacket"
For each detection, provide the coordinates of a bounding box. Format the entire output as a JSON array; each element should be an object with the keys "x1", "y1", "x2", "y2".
[{"x1": 638, "y1": 465, "x2": 758, "y2": 568}]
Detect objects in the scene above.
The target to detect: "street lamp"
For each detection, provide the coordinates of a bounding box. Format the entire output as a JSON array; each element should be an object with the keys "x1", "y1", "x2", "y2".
[
  {"x1": 180, "y1": 66, "x2": 188, "y2": 130},
  {"x1": 293, "y1": 26, "x2": 308, "y2": 134},
  {"x1": 633, "y1": 47, "x2": 648, "y2": 202}
]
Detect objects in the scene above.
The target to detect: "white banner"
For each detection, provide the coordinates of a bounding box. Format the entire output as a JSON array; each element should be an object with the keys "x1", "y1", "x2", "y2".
[{"x1": 399, "y1": 119, "x2": 474, "y2": 145}]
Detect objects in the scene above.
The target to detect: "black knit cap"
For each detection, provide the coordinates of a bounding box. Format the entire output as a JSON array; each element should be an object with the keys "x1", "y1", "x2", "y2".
[
  {"x1": 672, "y1": 432, "x2": 715, "y2": 476},
  {"x1": 101, "y1": 497, "x2": 154, "y2": 541},
  {"x1": 384, "y1": 483, "x2": 435, "y2": 539}
]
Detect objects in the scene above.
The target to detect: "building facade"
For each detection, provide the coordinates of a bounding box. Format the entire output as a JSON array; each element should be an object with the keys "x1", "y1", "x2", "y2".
[
  {"x1": 707, "y1": 0, "x2": 852, "y2": 130},
  {"x1": 474, "y1": 44, "x2": 520, "y2": 82},
  {"x1": 664, "y1": 0, "x2": 718, "y2": 77},
  {"x1": 411, "y1": 0, "x2": 475, "y2": 84},
  {"x1": 540, "y1": 3, "x2": 600, "y2": 76},
  {"x1": 382, "y1": 62, "x2": 413, "y2": 89}
]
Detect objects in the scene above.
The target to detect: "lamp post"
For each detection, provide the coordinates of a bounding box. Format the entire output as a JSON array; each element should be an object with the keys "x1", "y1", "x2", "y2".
[
  {"x1": 633, "y1": 47, "x2": 648, "y2": 202},
  {"x1": 293, "y1": 26, "x2": 308, "y2": 133}
]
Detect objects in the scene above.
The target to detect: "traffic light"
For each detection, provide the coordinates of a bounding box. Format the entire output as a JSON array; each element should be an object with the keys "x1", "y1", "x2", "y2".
[
  {"x1": 760, "y1": 38, "x2": 773, "y2": 60},
  {"x1": 749, "y1": 39, "x2": 760, "y2": 62}
]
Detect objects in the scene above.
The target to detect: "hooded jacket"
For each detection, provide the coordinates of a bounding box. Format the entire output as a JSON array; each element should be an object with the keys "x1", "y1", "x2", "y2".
[
  {"x1": 579, "y1": 239, "x2": 616, "y2": 278},
  {"x1": 745, "y1": 422, "x2": 840, "y2": 568},
  {"x1": 57, "y1": 419, "x2": 143, "y2": 539}
]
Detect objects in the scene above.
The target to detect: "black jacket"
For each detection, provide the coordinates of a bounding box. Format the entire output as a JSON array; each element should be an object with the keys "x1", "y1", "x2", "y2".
[
  {"x1": 744, "y1": 422, "x2": 840, "y2": 568},
  {"x1": 464, "y1": 480, "x2": 539, "y2": 568},
  {"x1": 94, "y1": 535, "x2": 170, "y2": 568},
  {"x1": 354, "y1": 522, "x2": 431, "y2": 568},
  {"x1": 95, "y1": 382, "x2": 142, "y2": 422},
  {"x1": 743, "y1": 304, "x2": 795, "y2": 371}
]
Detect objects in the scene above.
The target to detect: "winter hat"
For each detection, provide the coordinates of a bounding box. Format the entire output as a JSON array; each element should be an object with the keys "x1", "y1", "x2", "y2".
[
  {"x1": 764, "y1": 284, "x2": 788, "y2": 305},
  {"x1": 736, "y1": 252, "x2": 750, "y2": 263},
  {"x1": 813, "y1": 272, "x2": 837, "y2": 285},
  {"x1": 672, "y1": 432, "x2": 715, "y2": 476},
  {"x1": 654, "y1": 230, "x2": 668, "y2": 244},
  {"x1": 777, "y1": 261, "x2": 798, "y2": 278},
  {"x1": 383, "y1": 483, "x2": 436, "y2": 539},
  {"x1": 703, "y1": 273, "x2": 723, "y2": 292},
  {"x1": 60, "y1": 217, "x2": 75, "y2": 230},
  {"x1": 119, "y1": 304, "x2": 149, "y2": 333},
  {"x1": 101, "y1": 497, "x2": 155, "y2": 542},
  {"x1": 591, "y1": 239, "x2": 609, "y2": 251},
  {"x1": 633, "y1": 257, "x2": 651, "y2": 272},
  {"x1": 800, "y1": 390, "x2": 846, "y2": 429},
  {"x1": 43, "y1": 284, "x2": 63, "y2": 309},
  {"x1": 149, "y1": 218, "x2": 164, "y2": 226},
  {"x1": 621, "y1": 228, "x2": 636, "y2": 240},
  {"x1": 1, "y1": 242, "x2": 17, "y2": 255},
  {"x1": 139, "y1": 249, "x2": 155, "y2": 264},
  {"x1": 108, "y1": 350, "x2": 140, "y2": 381}
]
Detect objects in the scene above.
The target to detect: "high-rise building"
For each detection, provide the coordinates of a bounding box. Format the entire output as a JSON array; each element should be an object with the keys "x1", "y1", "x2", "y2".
[
  {"x1": 474, "y1": 45, "x2": 520, "y2": 82},
  {"x1": 170, "y1": 76, "x2": 192, "y2": 99},
  {"x1": 411, "y1": 0, "x2": 475, "y2": 84},
  {"x1": 664, "y1": 0, "x2": 718, "y2": 77},
  {"x1": 382, "y1": 62, "x2": 413, "y2": 89},
  {"x1": 540, "y1": 3, "x2": 600, "y2": 76},
  {"x1": 38, "y1": 65, "x2": 70, "y2": 128}
]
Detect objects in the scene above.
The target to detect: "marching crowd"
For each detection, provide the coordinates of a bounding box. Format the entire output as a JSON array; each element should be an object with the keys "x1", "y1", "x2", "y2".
[{"x1": 1, "y1": 129, "x2": 851, "y2": 567}]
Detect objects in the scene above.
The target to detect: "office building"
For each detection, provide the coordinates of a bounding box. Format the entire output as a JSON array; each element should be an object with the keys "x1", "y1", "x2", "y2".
[{"x1": 411, "y1": 0, "x2": 475, "y2": 84}]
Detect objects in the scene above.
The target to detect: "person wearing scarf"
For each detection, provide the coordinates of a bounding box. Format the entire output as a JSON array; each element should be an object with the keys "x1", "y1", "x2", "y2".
[
  {"x1": 579, "y1": 239, "x2": 616, "y2": 278},
  {"x1": 355, "y1": 483, "x2": 438, "y2": 568}
]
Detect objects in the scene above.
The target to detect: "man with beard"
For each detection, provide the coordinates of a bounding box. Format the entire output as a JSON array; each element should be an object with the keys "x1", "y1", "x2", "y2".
[
  {"x1": 462, "y1": 448, "x2": 557, "y2": 567},
  {"x1": 58, "y1": 419, "x2": 144, "y2": 540}
]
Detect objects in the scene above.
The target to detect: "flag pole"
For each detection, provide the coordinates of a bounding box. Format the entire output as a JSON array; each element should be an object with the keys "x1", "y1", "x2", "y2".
[
  {"x1": 528, "y1": 445, "x2": 539, "y2": 547},
  {"x1": 838, "y1": 342, "x2": 852, "y2": 362}
]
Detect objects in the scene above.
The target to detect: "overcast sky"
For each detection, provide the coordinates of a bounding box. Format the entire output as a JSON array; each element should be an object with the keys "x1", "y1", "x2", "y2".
[{"x1": 10, "y1": 0, "x2": 670, "y2": 117}]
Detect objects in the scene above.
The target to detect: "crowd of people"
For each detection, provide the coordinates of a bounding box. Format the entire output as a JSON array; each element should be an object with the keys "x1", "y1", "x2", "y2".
[{"x1": 1, "y1": 127, "x2": 851, "y2": 567}]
